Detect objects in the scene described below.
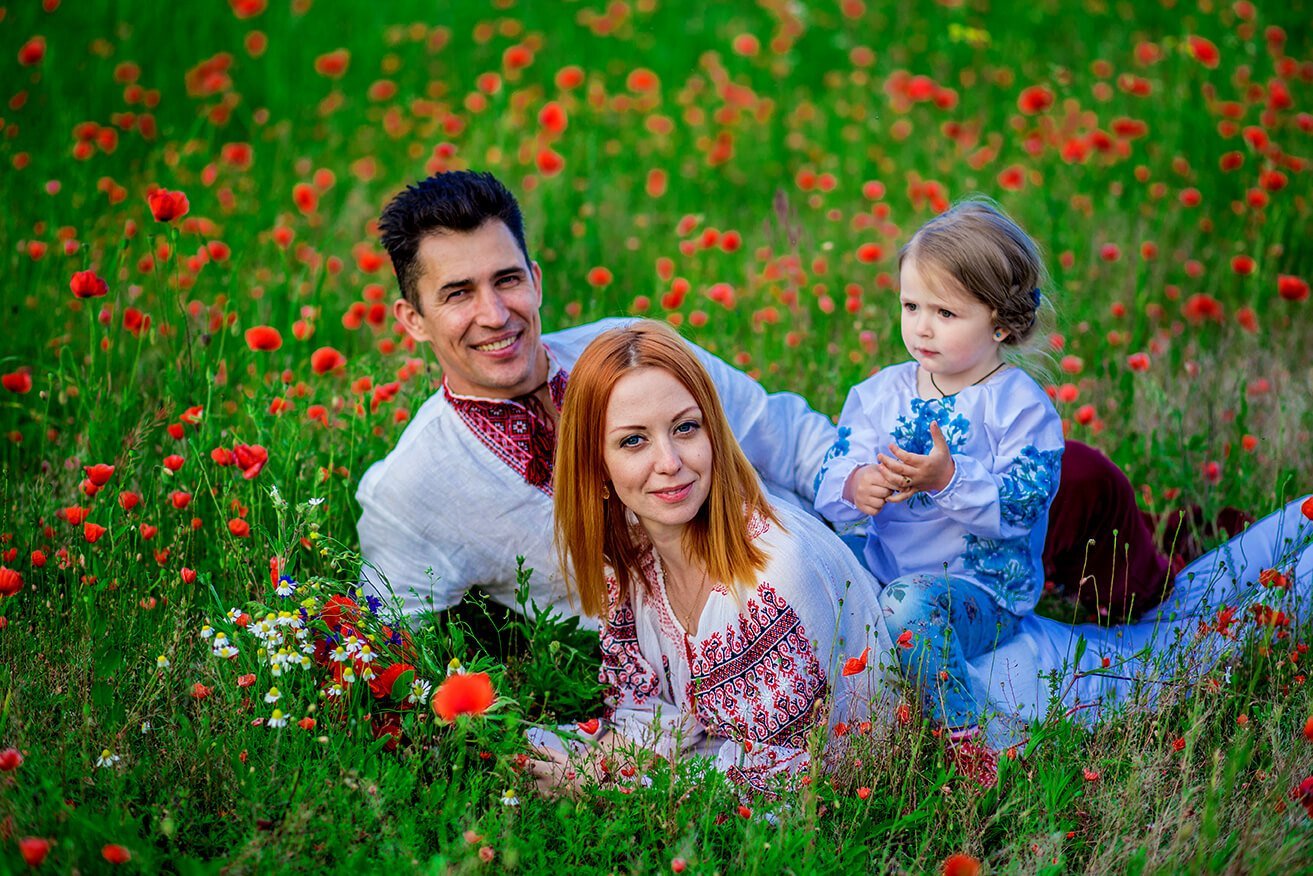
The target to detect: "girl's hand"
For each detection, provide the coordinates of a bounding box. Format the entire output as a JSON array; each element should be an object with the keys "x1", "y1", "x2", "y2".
[
  {"x1": 844, "y1": 464, "x2": 895, "y2": 516},
  {"x1": 877, "y1": 421, "x2": 955, "y2": 502}
]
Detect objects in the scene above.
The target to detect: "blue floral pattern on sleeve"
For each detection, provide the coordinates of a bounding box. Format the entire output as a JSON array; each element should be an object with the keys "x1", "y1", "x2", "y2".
[
  {"x1": 813, "y1": 426, "x2": 852, "y2": 494},
  {"x1": 998, "y1": 446, "x2": 1064, "y2": 528},
  {"x1": 961, "y1": 534, "x2": 1036, "y2": 610}
]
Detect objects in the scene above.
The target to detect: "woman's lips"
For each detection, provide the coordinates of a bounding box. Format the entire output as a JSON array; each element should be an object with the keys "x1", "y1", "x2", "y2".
[{"x1": 651, "y1": 482, "x2": 694, "y2": 503}]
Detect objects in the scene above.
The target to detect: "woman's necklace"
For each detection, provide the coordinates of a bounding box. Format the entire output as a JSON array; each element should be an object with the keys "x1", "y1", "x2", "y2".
[
  {"x1": 929, "y1": 361, "x2": 1008, "y2": 398},
  {"x1": 660, "y1": 556, "x2": 708, "y2": 636}
]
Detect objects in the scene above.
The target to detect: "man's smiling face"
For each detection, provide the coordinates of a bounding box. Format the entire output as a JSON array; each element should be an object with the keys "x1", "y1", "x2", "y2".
[{"x1": 393, "y1": 219, "x2": 546, "y2": 398}]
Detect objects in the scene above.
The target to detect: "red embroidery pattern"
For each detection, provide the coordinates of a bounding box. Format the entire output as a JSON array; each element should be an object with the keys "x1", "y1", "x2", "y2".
[
  {"x1": 444, "y1": 368, "x2": 568, "y2": 494},
  {"x1": 600, "y1": 589, "x2": 661, "y2": 714},
  {"x1": 689, "y1": 583, "x2": 826, "y2": 749}
]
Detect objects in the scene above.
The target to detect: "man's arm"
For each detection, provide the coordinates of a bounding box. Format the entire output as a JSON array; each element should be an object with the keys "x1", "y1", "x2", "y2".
[{"x1": 687, "y1": 342, "x2": 837, "y2": 509}]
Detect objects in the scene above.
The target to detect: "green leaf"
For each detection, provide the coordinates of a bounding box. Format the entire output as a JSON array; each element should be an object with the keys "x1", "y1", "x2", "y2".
[{"x1": 390, "y1": 669, "x2": 415, "y2": 701}]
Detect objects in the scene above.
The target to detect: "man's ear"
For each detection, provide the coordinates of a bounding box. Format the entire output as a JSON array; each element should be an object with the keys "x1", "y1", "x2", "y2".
[
  {"x1": 393, "y1": 297, "x2": 430, "y2": 344},
  {"x1": 531, "y1": 260, "x2": 543, "y2": 303}
]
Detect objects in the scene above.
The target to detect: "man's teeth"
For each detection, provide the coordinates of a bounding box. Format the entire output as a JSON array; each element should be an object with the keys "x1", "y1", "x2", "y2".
[{"x1": 475, "y1": 336, "x2": 516, "y2": 352}]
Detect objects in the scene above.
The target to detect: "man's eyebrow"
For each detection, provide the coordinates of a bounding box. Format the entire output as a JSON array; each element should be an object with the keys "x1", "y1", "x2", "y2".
[{"x1": 436, "y1": 265, "x2": 525, "y2": 295}]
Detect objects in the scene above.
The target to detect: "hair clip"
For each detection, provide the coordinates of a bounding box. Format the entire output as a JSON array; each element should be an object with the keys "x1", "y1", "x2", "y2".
[{"x1": 1030, "y1": 288, "x2": 1042, "y2": 309}]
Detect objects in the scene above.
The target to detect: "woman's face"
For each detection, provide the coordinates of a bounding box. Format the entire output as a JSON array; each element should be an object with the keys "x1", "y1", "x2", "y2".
[{"x1": 602, "y1": 367, "x2": 713, "y2": 544}]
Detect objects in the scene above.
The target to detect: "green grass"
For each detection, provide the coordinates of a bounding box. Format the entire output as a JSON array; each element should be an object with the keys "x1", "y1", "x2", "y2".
[{"x1": 1, "y1": 0, "x2": 1312, "y2": 871}]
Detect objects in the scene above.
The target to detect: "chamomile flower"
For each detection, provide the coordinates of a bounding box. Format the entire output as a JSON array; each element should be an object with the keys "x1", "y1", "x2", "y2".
[
  {"x1": 213, "y1": 638, "x2": 239, "y2": 659},
  {"x1": 296, "y1": 653, "x2": 312, "y2": 670},
  {"x1": 329, "y1": 645, "x2": 349, "y2": 663},
  {"x1": 140, "y1": 721, "x2": 152, "y2": 734},
  {"x1": 307, "y1": 496, "x2": 325, "y2": 507},
  {"x1": 408, "y1": 678, "x2": 433, "y2": 706},
  {"x1": 264, "y1": 686, "x2": 281, "y2": 704},
  {"x1": 500, "y1": 789, "x2": 519, "y2": 807},
  {"x1": 357, "y1": 644, "x2": 376, "y2": 664},
  {"x1": 227, "y1": 607, "x2": 245, "y2": 623},
  {"x1": 155, "y1": 655, "x2": 170, "y2": 669},
  {"x1": 341, "y1": 665, "x2": 357, "y2": 684},
  {"x1": 447, "y1": 657, "x2": 465, "y2": 677},
  {"x1": 274, "y1": 576, "x2": 297, "y2": 598},
  {"x1": 343, "y1": 635, "x2": 362, "y2": 656},
  {"x1": 268, "y1": 709, "x2": 288, "y2": 729},
  {"x1": 326, "y1": 682, "x2": 345, "y2": 699},
  {"x1": 199, "y1": 624, "x2": 214, "y2": 639},
  {"x1": 96, "y1": 749, "x2": 121, "y2": 768}
]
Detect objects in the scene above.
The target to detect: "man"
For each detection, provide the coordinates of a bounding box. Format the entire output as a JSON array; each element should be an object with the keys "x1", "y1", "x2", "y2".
[
  {"x1": 356, "y1": 171, "x2": 834, "y2": 624},
  {"x1": 357, "y1": 170, "x2": 1184, "y2": 626}
]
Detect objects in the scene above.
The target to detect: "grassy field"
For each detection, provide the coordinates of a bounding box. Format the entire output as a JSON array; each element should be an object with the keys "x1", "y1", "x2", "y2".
[{"x1": 1, "y1": 0, "x2": 1312, "y2": 871}]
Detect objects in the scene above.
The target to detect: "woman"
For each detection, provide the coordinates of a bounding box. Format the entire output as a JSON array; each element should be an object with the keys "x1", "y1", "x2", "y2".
[
  {"x1": 526, "y1": 323, "x2": 1313, "y2": 794},
  {"x1": 527, "y1": 321, "x2": 894, "y2": 796}
]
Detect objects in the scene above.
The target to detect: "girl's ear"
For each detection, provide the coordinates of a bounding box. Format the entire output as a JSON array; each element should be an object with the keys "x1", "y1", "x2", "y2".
[{"x1": 993, "y1": 327, "x2": 1009, "y2": 342}]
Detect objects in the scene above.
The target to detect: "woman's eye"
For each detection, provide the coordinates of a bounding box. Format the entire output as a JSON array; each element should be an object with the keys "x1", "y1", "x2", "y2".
[
  {"x1": 675, "y1": 420, "x2": 700, "y2": 435},
  {"x1": 619, "y1": 435, "x2": 643, "y2": 448}
]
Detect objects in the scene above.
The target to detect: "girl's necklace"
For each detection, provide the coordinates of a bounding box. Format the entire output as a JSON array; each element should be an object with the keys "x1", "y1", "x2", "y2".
[{"x1": 929, "y1": 361, "x2": 1008, "y2": 398}]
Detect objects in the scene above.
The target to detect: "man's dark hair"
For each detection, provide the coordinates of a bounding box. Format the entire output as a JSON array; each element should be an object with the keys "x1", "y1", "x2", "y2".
[{"x1": 378, "y1": 171, "x2": 530, "y2": 310}]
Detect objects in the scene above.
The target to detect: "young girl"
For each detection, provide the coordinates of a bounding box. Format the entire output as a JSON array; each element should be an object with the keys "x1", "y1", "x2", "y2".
[{"x1": 814, "y1": 199, "x2": 1064, "y2": 786}]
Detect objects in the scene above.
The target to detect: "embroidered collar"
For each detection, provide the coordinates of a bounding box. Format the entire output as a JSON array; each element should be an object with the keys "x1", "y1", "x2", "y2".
[{"x1": 444, "y1": 346, "x2": 569, "y2": 494}]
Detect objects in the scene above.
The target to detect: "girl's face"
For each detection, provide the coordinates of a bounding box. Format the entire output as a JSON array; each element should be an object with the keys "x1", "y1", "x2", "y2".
[
  {"x1": 601, "y1": 367, "x2": 713, "y2": 546},
  {"x1": 899, "y1": 256, "x2": 1007, "y2": 391}
]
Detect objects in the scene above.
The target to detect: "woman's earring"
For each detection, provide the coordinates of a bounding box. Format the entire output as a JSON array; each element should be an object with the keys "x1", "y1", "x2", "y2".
[
  {"x1": 993, "y1": 328, "x2": 1005, "y2": 342},
  {"x1": 601, "y1": 483, "x2": 610, "y2": 500}
]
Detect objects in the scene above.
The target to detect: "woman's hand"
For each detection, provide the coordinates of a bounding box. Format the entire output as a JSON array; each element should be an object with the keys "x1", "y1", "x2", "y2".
[
  {"x1": 876, "y1": 421, "x2": 955, "y2": 502},
  {"x1": 524, "y1": 746, "x2": 596, "y2": 798},
  {"x1": 844, "y1": 464, "x2": 895, "y2": 516}
]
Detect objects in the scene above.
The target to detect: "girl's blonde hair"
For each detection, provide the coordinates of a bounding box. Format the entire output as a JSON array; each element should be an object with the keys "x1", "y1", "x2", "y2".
[
  {"x1": 899, "y1": 196, "x2": 1052, "y2": 355},
  {"x1": 553, "y1": 320, "x2": 779, "y2": 617}
]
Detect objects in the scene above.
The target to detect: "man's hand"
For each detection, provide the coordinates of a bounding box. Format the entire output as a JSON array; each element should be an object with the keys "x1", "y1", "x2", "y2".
[
  {"x1": 877, "y1": 421, "x2": 955, "y2": 503},
  {"x1": 843, "y1": 464, "x2": 896, "y2": 516}
]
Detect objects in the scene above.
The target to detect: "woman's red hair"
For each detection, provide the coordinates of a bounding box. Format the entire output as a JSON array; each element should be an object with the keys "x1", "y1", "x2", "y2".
[{"x1": 554, "y1": 321, "x2": 779, "y2": 617}]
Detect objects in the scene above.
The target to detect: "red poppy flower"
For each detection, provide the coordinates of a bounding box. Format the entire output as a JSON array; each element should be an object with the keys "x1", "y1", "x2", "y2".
[
  {"x1": 940, "y1": 853, "x2": 980, "y2": 876},
  {"x1": 538, "y1": 101, "x2": 567, "y2": 134},
  {"x1": 586, "y1": 267, "x2": 613, "y2": 287},
  {"x1": 1127, "y1": 352, "x2": 1151, "y2": 372},
  {"x1": 147, "y1": 188, "x2": 190, "y2": 222},
  {"x1": 313, "y1": 48, "x2": 350, "y2": 79},
  {"x1": 1186, "y1": 35, "x2": 1220, "y2": 68},
  {"x1": 70, "y1": 270, "x2": 110, "y2": 299},
  {"x1": 189, "y1": 683, "x2": 211, "y2": 700},
  {"x1": 320, "y1": 595, "x2": 358, "y2": 632},
  {"x1": 576, "y1": 717, "x2": 601, "y2": 735},
  {"x1": 1, "y1": 370, "x2": 32, "y2": 394},
  {"x1": 227, "y1": 518, "x2": 250, "y2": 538},
  {"x1": 83, "y1": 522, "x2": 107, "y2": 543},
  {"x1": 368, "y1": 661, "x2": 416, "y2": 700},
  {"x1": 1017, "y1": 85, "x2": 1054, "y2": 114},
  {"x1": 102, "y1": 844, "x2": 131, "y2": 864},
  {"x1": 163, "y1": 454, "x2": 184, "y2": 472},
  {"x1": 1278, "y1": 275, "x2": 1309, "y2": 302},
  {"x1": 0, "y1": 567, "x2": 22, "y2": 598},
  {"x1": 298, "y1": 716, "x2": 316, "y2": 730},
  {"x1": 1302, "y1": 496, "x2": 1313, "y2": 521},
  {"x1": 310, "y1": 347, "x2": 346, "y2": 375},
  {"x1": 232, "y1": 444, "x2": 268, "y2": 480},
  {"x1": 85, "y1": 463, "x2": 115, "y2": 486},
  {"x1": 244, "y1": 325, "x2": 283, "y2": 351},
  {"x1": 19, "y1": 837, "x2": 50, "y2": 867},
  {"x1": 431, "y1": 671, "x2": 495, "y2": 721},
  {"x1": 627, "y1": 68, "x2": 659, "y2": 92},
  {"x1": 536, "y1": 147, "x2": 565, "y2": 176},
  {"x1": 0, "y1": 747, "x2": 22, "y2": 771},
  {"x1": 897, "y1": 629, "x2": 914, "y2": 649},
  {"x1": 1231, "y1": 255, "x2": 1255, "y2": 275},
  {"x1": 842, "y1": 646, "x2": 870, "y2": 676}
]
